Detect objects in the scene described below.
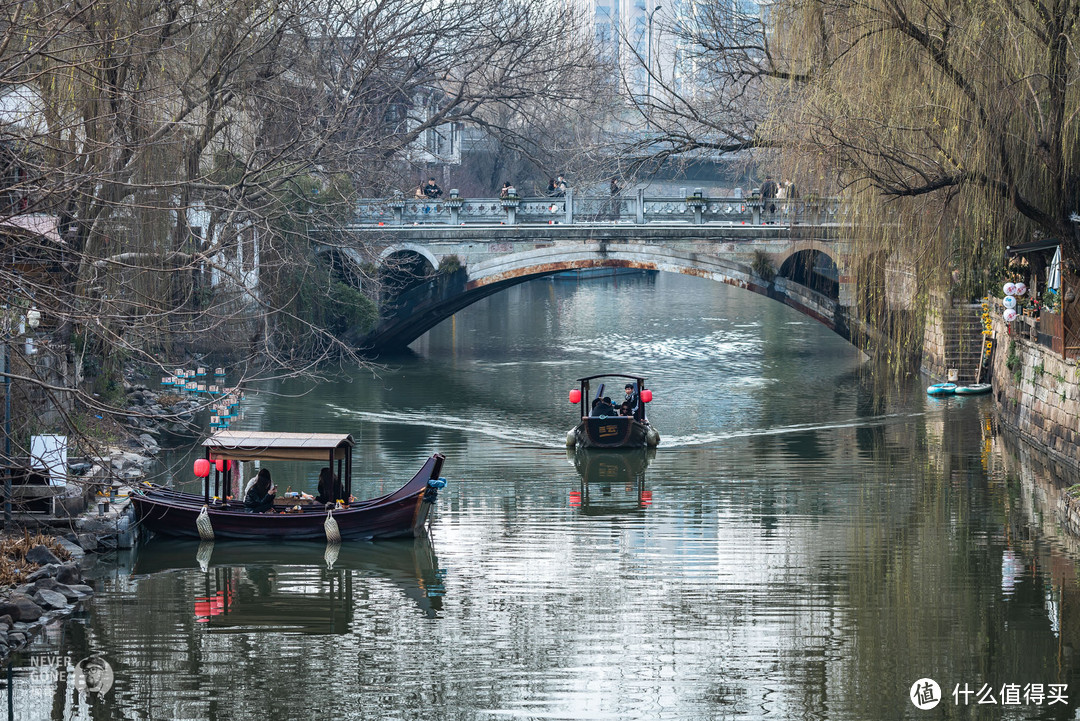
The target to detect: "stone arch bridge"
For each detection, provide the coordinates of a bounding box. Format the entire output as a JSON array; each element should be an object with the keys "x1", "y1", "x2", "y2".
[{"x1": 330, "y1": 194, "x2": 865, "y2": 354}]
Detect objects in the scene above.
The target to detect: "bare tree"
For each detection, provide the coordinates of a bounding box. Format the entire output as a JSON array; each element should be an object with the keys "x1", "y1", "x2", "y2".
[{"x1": 0, "y1": 0, "x2": 611, "y2": 490}]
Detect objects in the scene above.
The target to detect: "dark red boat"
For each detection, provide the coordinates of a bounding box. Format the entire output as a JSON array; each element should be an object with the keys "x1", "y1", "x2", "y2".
[
  {"x1": 566, "y1": 374, "x2": 660, "y2": 449},
  {"x1": 130, "y1": 431, "x2": 446, "y2": 541}
]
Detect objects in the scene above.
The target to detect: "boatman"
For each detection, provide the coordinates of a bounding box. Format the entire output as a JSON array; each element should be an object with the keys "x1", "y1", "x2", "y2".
[{"x1": 624, "y1": 383, "x2": 639, "y2": 417}]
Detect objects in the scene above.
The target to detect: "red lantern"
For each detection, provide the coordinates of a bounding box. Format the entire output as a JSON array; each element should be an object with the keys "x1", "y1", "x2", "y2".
[
  {"x1": 641, "y1": 389, "x2": 653, "y2": 403},
  {"x1": 569, "y1": 389, "x2": 581, "y2": 404},
  {"x1": 193, "y1": 458, "x2": 211, "y2": 478},
  {"x1": 569, "y1": 490, "x2": 581, "y2": 507},
  {"x1": 215, "y1": 459, "x2": 225, "y2": 472}
]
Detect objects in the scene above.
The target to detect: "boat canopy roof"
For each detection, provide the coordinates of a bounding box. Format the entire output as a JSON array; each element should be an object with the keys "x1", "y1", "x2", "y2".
[
  {"x1": 576, "y1": 373, "x2": 646, "y2": 384},
  {"x1": 203, "y1": 431, "x2": 354, "y2": 462}
]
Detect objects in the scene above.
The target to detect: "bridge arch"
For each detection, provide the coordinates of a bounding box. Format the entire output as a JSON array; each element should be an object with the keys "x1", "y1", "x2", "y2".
[
  {"x1": 378, "y1": 244, "x2": 440, "y2": 271},
  {"x1": 777, "y1": 248, "x2": 840, "y2": 301},
  {"x1": 362, "y1": 242, "x2": 856, "y2": 352},
  {"x1": 378, "y1": 245, "x2": 439, "y2": 301}
]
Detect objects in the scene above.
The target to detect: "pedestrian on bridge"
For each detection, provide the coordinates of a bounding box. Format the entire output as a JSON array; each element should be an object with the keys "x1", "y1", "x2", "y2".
[
  {"x1": 761, "y1": 176, "x2": 779, "y2": 223},
  {"x1": 416, "y1": 177, "x2": 443, "y2": 199}
]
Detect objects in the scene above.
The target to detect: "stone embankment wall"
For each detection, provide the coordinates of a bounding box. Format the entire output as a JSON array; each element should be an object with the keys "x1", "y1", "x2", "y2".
[{"x1": 991, "y1": 313, "x2": 1080, "y2": 471}]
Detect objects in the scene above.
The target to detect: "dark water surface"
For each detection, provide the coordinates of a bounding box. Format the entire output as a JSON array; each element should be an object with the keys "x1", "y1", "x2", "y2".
[{"x1": 9, "y1": 273, "x2": 1080, "y2": 720}]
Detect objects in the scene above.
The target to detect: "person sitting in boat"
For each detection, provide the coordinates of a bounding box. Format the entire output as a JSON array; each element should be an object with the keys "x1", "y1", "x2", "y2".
[
  {"x1": 315, "y1": 467, "x2": 345, "y2": 504},
  {"x1": 594, "y1": 396, "x2": 616, "y2": 416},
  {"x1": 623, "y1": 383, "x2": 639, "y2": 415},
  {"x1": 618, "y1": 401, "x2": 633, "y2": 416},
  {"x1": 243, "y1": 468, "x2": 277, "y2": 513}
]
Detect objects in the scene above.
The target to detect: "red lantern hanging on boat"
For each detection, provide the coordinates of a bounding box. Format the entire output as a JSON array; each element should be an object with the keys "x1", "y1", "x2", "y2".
[
  {"x1": 193, "y1": 459, "x2": 211, "y2": 478},
  {"x1": 569, "y1": 389, "x2": 581, "y2": 404},
  {"x1": 569, "y1": 490, "x2": 581, "y2": 507},
  {"x1": 214, "y1": 459, "x2": 232, "y2": 472},
  {"x1": 640, "y1": 389, "x2": 653, "y2": 403}
]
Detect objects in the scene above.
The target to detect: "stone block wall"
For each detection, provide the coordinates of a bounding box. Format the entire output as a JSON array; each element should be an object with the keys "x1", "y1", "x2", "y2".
[
  {"x1": 991, "y1": 313, "x2": 1080, "y2": 470},
  {"x1": 922, "y1": 304, "x2": 947, "y2": 379}
]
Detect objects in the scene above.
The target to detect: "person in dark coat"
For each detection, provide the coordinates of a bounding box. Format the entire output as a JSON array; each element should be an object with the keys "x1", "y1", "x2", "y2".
[
  {"x1": 760, "y1": 176, "x2": 779, "y2": 220},
  {"x1": 623, "y1": 383, "x2": 640, "y2": 418},
  {"x1": 316, "y1": 467, "x2": 345, "y2": 504},
  {"x1": 244, "y1": 468, "x2": 276, "y2": 512}
]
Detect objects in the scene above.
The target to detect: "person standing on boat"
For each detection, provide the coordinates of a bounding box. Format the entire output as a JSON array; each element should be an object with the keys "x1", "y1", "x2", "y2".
[
  {"x1": 244, "y1": 468, "x2": 277, "y2": 513},
  {"x1": 316, "y1": 467, "x2": 345, "y2": 504},
  {"x1": 623, "y1": 383, "x2": 639, "y2": 417}
]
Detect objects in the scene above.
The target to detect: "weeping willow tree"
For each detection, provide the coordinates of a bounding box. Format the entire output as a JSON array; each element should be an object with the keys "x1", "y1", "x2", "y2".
[{"x1": 760, "y1": 0, "x2": 1080, "y2": 361}]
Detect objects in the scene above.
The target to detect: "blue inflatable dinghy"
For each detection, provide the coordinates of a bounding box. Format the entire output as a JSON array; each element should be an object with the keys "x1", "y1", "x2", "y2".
[{"x1": 954, "y1": 383, "x2": 992, "y2": 395}]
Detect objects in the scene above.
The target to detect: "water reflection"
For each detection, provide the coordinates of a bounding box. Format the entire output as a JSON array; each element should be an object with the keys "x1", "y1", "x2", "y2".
[
  {"x1": 131, "y1": 535, "x2": 445, "y2": 628},
  {"x1": 568, "y1": 448, "x2": 654, "y2": 516},
  {"x1": 12, "y1": 273, "x2": 1080, "y2": 719}
]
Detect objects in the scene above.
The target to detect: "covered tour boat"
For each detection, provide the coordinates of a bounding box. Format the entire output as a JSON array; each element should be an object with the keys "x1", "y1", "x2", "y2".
[
  {"x1": 131, "y1": 431, "x2": 447, "y2": 541},
  {"x1": 565, "y1": 374, "x2": 660, "y2": 449}
]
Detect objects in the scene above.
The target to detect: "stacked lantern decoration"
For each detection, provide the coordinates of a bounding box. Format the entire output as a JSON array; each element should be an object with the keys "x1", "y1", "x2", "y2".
[{"x1": 1002, "y1": 282, "x2": 1019, "y2": 323}]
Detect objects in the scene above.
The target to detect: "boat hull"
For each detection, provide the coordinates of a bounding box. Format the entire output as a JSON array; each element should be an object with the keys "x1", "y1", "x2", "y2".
[
  {"x1": 573, "y1": 417, "x2": 656, "y2": 449},
  {"x1": 131, "y1": 455, "x2": 444, "y2": 541}
]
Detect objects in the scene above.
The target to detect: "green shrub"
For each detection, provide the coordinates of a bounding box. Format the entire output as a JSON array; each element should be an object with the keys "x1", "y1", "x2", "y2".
[
  {"x1": 438, "y1": 255, "x2": 463, "y2": 274},
  {"x1": 751, "y1": 250, "x2": 775, "y2": 281},
  {"x1": 326, "y1": 281, "x2": 377, "y2": 336}
]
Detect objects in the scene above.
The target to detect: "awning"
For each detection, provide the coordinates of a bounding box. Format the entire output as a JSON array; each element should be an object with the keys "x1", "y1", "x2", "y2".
[
  {"x1": 1006, "y1": 239, "x2": 1060, "y2": 255},
  {"x1": 203, "y1": 431, "x2": 354, "y2": 462}
]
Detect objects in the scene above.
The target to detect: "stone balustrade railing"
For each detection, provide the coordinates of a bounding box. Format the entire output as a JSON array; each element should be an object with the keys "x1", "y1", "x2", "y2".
[{"x1": 351, "y1": 188, "x2": 843, "y2": 227}]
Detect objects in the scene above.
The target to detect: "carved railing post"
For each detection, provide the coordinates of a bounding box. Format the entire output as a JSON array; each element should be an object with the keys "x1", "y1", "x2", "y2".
[
  {"x1": 501, "y1": 195, "x2": 520, "y2": 225},
  {"x1": 636, "y1": 188, "x2": 645, "y2": 224},
  {"x1": 688, "y1": 188, "x2": 706, "y2": 225},
  {"x1": 564, "y1": 187, "x2": 573, "y2": 225},
  {"x1": 389, "y1": 194, "x2": 405, "y2": 225},
  {"x1": 446, "y1": 189, "x2": 463, "y2": 225}
]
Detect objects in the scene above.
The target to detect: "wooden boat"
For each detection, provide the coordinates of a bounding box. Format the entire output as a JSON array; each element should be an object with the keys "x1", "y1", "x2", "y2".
[
  {"x1": 954, "y1": 383, "x2": 992, "y2": 395},
  {"x1": 926, "y1": 382, "x2": 957, "y2": 396},
  {"x1": 131, "y1": 431, "x2": 446, "y2": 541},
  {"x1": 565, "y1": 374, "x2": 660, "y2": 449}
]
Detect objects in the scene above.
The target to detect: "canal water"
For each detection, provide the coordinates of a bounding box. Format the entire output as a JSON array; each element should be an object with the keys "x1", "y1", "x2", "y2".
[{"x1": 9, "y1": 272, "x2": 1080, "y2": 719}]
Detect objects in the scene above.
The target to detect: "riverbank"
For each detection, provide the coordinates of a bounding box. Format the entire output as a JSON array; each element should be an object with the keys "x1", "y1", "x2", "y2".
[{"x1": 0, "y1": 534, "x2": 94, "y2": 659}]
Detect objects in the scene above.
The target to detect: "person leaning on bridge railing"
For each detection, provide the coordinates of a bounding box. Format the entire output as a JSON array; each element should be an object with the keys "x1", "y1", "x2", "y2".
[{"x1": 416, "y1": 177, "x2": 443, "y2": 200}]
